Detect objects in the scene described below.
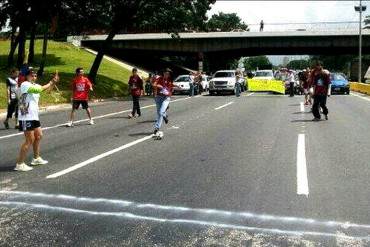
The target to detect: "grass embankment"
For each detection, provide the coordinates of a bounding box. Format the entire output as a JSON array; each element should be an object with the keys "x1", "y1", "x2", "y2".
[{"x1": 0, "y1": 40, "x2": 132, "y2": 110}]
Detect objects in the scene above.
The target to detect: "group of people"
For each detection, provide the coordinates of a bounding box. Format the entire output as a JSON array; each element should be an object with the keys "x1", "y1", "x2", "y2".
[
  {"x1": 299, "y1": 61, "x2": 331, "y2": 121},
  {"x1": 3, "y1": 66, "x2": 179, "y2": 171}
]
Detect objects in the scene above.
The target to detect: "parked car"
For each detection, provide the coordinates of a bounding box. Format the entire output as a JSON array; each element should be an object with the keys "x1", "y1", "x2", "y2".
[
  {"x1": 330, "y1": 73, "x2": 350, "y2": 94},
  {"x1": 254, "y1": 70, "x2": 275, "y2": 80},
  {"x1": 209, "y1": 70, "x2": 237, "y2": 95},
  {"x1": 173, "y1": 75, "x2": 201, "y2": 95}
]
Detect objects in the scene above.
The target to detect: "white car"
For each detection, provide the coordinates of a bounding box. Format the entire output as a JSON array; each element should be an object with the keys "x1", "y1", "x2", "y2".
[
  {"x1": 201, "y1": 75, "x2": 210, "y2": 92},
  {"x1": 254, "y1": 70, "x2": 275, "y2": 80},
  {"x1": 209, "y1": 70, "x2": 237, "y2": 95},
  {"x1": 173, "y1": 75, "x2": 192, "y2": 94}
]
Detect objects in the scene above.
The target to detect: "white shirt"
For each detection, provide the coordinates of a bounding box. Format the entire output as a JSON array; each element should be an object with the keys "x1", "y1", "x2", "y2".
[{"x1": 18, "y1": 81, "x2": 42, "y2": 121}]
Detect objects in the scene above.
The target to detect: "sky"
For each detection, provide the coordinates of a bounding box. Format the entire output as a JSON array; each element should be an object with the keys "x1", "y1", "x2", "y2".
[
  {"x1": 207, "y1": 1, "x2": 370, "y2": 64},
  {"x1": 207, "y1": 1, "x2": 370, "y2": 32}
]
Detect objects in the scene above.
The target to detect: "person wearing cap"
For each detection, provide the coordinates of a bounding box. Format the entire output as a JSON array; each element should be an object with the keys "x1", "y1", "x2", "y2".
[
  {"x1": 310, "y1": 61, "x2": 331, "y2": 121},
  {"x1": 15, "y1": 68, "x2": 59, "y2": 172},
  {"x1": 128, "y1": 68, "x2": 144, "y2": 118},
  {"x1": 152, "y1": 68, "x2": 179, "y2": 136},
  {"x1": 67, "y1": 67, "x2": 94, "y2": 127},
  {"x1": 3, "y1": 68, "x2": 20, "y2": 129}
]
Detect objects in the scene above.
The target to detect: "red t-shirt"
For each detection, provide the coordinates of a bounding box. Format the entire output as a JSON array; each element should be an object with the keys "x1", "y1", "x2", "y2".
[
  {"x1": 155, "y1": 76, "x2": 174, "y2": 96},
  {"x1": 128, "y1": 75, "x2": 143, "y2": 96},
  {"x1": 312, "y1": 72, "x2": 330, "y2": 95},
  {"x1": 72, "y1": 76, "x2": 92, "y2": 100}
]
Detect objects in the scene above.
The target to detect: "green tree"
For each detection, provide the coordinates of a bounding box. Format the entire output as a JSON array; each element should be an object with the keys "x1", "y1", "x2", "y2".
[
  {"x1": 207, "y1": 12, "x2": 249, "y2": 32},
  {"x1": 87, "y1": 0, "x2": 216, "y2": 83},
  {"x1": 309, "y1": 55, "x2": 355, "y2": 72},
  {"x1": 243, "y1": 56, "x2": 272, "y2": 71},
  {"x1": 286, "y1": 59, "x2": 310, "y2": 70}
]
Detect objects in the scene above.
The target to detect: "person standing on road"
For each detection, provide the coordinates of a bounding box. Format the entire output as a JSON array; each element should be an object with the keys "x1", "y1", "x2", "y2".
[
  {"x1": 15, "y1": 69, "x2": 59, "y2": 172},
  {"x1": 152, "y1": 68, "x2": 179, "y2": 136},
  {"x1": 189, "y1": 72, "x2": 195, "y2": 97},
  {"x1": 288, "y1": 70, "x2": 295, "y2": 97},
  {"x1": 145, "y1": 73, "x2": 153, "y2": 96},
  {"x1": 67, "y1": 68, "x2": 94, "y2": 127},
  {"x1": 3, "y1": 68, "x2": 20, "y2": 129},
  {"x1": 128, "y1": 68, "x2": 144, "y2": 118},
  {"x1": 235, "y1": 69, "x2": 242, "y2": 97},
  {"x1": 311, "y1": 61, "x2": 331, "y2": 121},
  {"x1": 260, "y1": 20, "x2": 264, "y2": 32}
]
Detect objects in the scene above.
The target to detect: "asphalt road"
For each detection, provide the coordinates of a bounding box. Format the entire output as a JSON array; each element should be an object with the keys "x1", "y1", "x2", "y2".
[{"x1": 0, "y1": 92, "x2": 369, "y2": 246}]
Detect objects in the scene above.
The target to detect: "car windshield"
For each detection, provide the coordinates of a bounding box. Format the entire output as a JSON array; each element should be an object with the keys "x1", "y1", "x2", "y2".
[
  {"x1": 255, "y1": 71, "x2": 273, "y2": 77},
  {"x1": 214, "y1": 72, "x2": 235, "y2": 78},
  {"x1": 330, "y1": 74, "x2": 346, "y2": 81},
  {"x1": 175, "y1": 76, "x2": 190, "y2": 82}
]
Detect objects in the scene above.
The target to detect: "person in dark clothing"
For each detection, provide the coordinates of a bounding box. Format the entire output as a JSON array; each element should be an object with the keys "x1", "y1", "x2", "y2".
[
  {"x1": 128, "y1": 68, "x2": 144, "y2": 118},
  {"x1": 3, "y1": 68, "x2": 20, "y2": 129},
  {"x1": 260, "y1": 20, "x2": 264, "y2": 32},
  {"x1": 310, "y1": 61, "x2": 331, "y2": 121}
]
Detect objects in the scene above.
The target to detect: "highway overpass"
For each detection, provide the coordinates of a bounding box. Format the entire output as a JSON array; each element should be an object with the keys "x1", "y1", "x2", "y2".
[{"x1": 69, "y1": 30, "x2": 370, "y2": 73}]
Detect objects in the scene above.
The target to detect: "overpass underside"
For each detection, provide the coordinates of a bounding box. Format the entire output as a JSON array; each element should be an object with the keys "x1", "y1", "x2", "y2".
[{"x1": 81, "y1": 33, "x2": 370, "y2": 74}]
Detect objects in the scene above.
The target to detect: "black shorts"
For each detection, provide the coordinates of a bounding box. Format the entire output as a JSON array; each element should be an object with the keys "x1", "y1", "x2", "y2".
[
  {"x1": 18, "y1": 120, "x2": 41, "y2": 132},
  {"x1": 73, "y1": 100, "x2": 89, "y2": 110}
]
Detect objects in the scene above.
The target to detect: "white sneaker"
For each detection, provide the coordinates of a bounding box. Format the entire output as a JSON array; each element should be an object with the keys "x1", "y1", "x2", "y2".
[
  {"x1": 14, "y1": 163, "x2": 33, "y2": 172},
  {"x1": 66, "y1": 121, "x2": 73, "y2": 127},
  {"x1": 31, "y1": 157, "x2": 49, "y2": 166},
  {"x1": 89, "y1": 119, "x2": 95, "y2": 125}
]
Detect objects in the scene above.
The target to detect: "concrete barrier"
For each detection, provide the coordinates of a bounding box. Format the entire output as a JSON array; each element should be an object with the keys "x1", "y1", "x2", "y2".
[{"x1": 350, "y1": 82, "x2": 370, "y2": 95}]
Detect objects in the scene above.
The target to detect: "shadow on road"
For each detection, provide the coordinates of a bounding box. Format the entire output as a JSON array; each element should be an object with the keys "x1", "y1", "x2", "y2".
[
  {"x1": 137, "y1": 120, "x2": 156, "y2": 124},
  {"x1": 292, "y1": 112, "x2": 312, "y2": 115},
  {"x1": 129, "y1": 132, "x2": 153, "y2": 137},
  {"x1": 0, "y1": 166, "x2": 15, "y2": 172},
  {"x1": 291, "y1": 119, "x2": 315, "y2": 123}
]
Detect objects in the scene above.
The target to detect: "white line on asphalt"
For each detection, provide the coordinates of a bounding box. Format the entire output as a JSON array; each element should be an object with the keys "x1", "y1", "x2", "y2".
[
  {"x1": 46, "y1": 135, "x2": 153, "y2": 179},
  {"x1": 0, "y1": 96, "x2": 197, "y2": 141},
  {"x1": 215, "y1": 102, "x2": 234, "y2": 110},
  {"x1": 350, "y1": 92, "x2": 370, "y2": 102},
  {"x1": 3, "y1": 190, "x2": 370, "y2": 230},
  {"x1": 300, "y1": 102, "x2": 305, "y2": 112},
  {"x1": 2, "y1": 201, "x2": 368, "y2": 240},
  {"x1": 297, "y1": 134, "x2": 309, "y2": 196},
  {"x1": 0, "y1": 201, "x2": 368, "y2": 240}
]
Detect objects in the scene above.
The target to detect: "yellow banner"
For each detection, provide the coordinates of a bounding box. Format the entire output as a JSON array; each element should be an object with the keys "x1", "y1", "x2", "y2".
[{"x1": 247, "y1": 78, "x2": 285, "y2": 94}]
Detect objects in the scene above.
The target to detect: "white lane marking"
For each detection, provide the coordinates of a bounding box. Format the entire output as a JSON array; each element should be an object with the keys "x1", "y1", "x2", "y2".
[
  {"x1": 297, "y1": 134, "x2": 309, "y2": 196},
  {"x1": 0, "y1": 96, "x2": 196, "y2": 141},
  {"x1": 215, "y1": 102, "x2": 234, "y2": 110},
  {"x1": 300, "y1": 102, "x2": 305, "y2": 112},
  {"x1": 46, "y1": 135, "x2": 153, "y2": 179},
  {"x1": 350, "y1": 92, "x2": 370, "y2": 102},
  {"x1": 0, "y1": 201, "x2": 368, "y2": 240},
  {"x1": 2, "y1": 190, "x2": 370, "y2": 230}
]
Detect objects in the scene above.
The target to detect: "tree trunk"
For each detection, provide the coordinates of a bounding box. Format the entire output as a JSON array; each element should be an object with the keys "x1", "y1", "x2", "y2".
[
  {"x1": 88, "y1": 28, "x2": 117, "y2": 84},
  {"x1": 16, "y1": 25, "x2": 27, "y2": 68},
  {"x1": 28, "y1": 24, "x2": 36, "y2": 64},
  {"x1": 37, "y1": 30, "x2": 48, "y2": 77},
  {"x1": 8, "y1": 27, "x2": 20, "y2": 67}
]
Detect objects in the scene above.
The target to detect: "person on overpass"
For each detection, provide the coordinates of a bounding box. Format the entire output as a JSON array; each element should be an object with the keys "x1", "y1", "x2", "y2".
[
  {"x1": 128, "y1": 68, "x2": 144, "y2": 119},
  {"x1": 15, "y1": 68, "x2": 59, "y2": 171},
  {"x1": 3, "y1": 68, "x2": 19, "y2": 129},
  {"x1": 260, "y1": 20, "x2": 264, "y2": 32},
  {"x1": 152, "y1": 68, "x2": 179, "y2": 137},
  {"x1": 310, "y1": 61, "x2": 331, "y2": 121},
  {"x1": 67, "y1": 68, "x2": 94, "y2": 127}
]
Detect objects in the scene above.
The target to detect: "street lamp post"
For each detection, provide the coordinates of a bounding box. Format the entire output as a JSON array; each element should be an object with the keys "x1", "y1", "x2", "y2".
[{"x1": 355, "y1": 0, "x2": 367, "y2": 83}]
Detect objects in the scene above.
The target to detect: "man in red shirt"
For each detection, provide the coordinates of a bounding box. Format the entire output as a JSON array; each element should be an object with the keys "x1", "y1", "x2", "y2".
[
  {"x1": 310, "y1": 61, "x2": 331, "y2": 121},
  {"x1": 128, "y1": 68, "x2": 144, "y2": 118},
  {"x1": 67, "y1": 67, "x2": 94, "y2": 127}
]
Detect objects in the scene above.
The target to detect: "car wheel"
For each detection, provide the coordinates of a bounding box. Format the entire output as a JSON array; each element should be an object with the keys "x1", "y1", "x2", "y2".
[{"x1": 209, "y1": 91, "x2": 215, "y2": 96}]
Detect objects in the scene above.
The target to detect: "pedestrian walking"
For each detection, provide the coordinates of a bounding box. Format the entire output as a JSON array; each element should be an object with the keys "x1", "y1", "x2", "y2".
[
  {"x1": 310, "y1": 61, "x2": 331, "y2": 121},
  {"x1": 235, "y1": 69, "x2": 242, "y2": 97},
  {"x1": 3, "y1": 68, "x2": 19, "y2": 129},
  {"x1": 67, "y1": 67, "x2": 94, "y2": 127},
  {"x1": 288, "y1": 70, "x2": 295, "y2": 97},
  {"x1": 189, "y1": 72, "x2": 195, "y2": 97},
  {"x1": 152, "y1": 68, "x2": 179, "y2": 139},
  {"x1": 15, "y1": 68, "x2": 59, "y2": 171},
  {"x1": 128, "y1": 68, "x2": 144, "y2": 118}
]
